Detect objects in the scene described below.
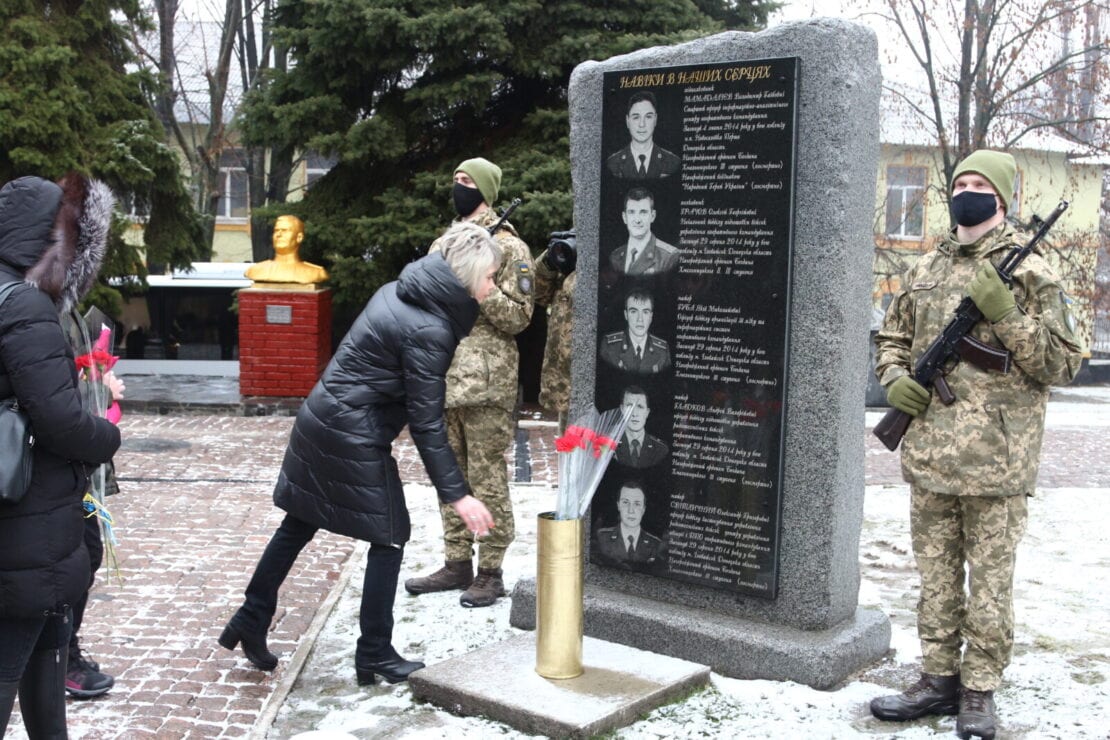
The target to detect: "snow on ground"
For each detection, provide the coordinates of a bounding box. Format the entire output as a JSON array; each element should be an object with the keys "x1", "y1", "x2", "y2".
[{"x1": 271, "y1": 479, "x2": 1110, "y2": 738}]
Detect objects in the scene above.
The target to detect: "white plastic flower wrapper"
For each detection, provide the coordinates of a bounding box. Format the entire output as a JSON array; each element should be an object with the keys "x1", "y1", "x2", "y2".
[{"x1": 553, "y1": 405, "x2": 634, "y2": 520}]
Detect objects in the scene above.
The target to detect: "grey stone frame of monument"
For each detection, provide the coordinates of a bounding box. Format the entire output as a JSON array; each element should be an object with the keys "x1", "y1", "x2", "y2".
[{"x1": 510, "y1": 19, "x2": 892, "y2": 690}]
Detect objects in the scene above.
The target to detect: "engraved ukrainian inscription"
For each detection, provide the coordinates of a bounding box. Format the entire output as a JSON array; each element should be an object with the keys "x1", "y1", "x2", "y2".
[{"x1": 592, "y1": 57, "x2": 798, "y2": 598}]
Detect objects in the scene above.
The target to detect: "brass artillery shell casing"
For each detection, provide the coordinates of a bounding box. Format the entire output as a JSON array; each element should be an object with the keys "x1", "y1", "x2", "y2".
[{"x1": 535, "y1": 512, "x2": 584, "y2": 679}]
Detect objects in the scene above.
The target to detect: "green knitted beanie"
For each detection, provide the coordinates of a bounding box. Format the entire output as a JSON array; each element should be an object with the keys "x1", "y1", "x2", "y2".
[
  {"x1": 454, "y1": 158, "x2": 502, "y2": 207},
  {"x1": 952, "y1": 150, "x2": 1016, "y2": 211}
]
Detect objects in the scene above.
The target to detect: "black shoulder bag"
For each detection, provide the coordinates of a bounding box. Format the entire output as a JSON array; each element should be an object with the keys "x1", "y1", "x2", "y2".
[{"x1": 0, "y1": 281, "x2": 35, "y2": 504}]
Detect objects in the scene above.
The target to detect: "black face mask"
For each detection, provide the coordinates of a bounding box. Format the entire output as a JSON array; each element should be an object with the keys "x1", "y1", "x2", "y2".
[
  {"x1": 453, "y1": 183, "x2": 485, "y2": 217},
  {"x1": 950, "y1": 191, "x2": 999, "y2": 227}
]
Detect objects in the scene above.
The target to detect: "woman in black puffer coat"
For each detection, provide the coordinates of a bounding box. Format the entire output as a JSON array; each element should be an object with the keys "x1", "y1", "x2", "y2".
[
  {"x1": 221, "y1": 221, "x2": 501, "y2": 685},
  {"x1": 0, "y1": 175, "x2": 121, "y2": 737}
]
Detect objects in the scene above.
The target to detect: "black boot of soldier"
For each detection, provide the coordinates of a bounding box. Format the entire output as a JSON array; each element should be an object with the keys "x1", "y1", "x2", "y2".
[
  {"x1": 870, "y1": 672, "x2": 960, "y2": 721},
  {"x1": 957, "y1": 688, "x2": 996, "y2": 740}
]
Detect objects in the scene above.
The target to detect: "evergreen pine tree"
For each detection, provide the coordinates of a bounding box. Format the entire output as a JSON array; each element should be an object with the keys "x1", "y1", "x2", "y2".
[
  {"x1": 241, "y1": 0, "x2": 774, "y2": 308},
  {"x1": 0, "y1": 0, "x2": 206, "y2": 309}
]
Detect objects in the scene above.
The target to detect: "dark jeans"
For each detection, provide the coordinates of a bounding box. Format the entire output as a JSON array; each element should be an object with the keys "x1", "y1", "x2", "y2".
[
  {"x1": 70, "y1": 514, "x2": 104, "y2": 656},
  {"x1": 0, "y1": 611, "x2": 71, "y2": 737},
  {"x1": 232, "y1": 513, "x2": 404, "y2": 665}
]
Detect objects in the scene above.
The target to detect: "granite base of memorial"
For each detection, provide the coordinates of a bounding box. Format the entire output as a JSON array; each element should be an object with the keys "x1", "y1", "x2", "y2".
[
  {"x1": 407, "y1": 633, "x2": 709, "y2": 739},
  {"x1": 510, "y1": 578, "x2": 891, "y2": 690}
]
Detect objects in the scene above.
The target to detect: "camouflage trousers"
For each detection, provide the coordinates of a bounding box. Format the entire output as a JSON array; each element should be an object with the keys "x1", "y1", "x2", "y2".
[
  {"x1": 910, "y1": 486, "x2": 1029, "y2": 691},
  {"x1": 439, "y1": 405, "x2": 516, "y2": 569}
]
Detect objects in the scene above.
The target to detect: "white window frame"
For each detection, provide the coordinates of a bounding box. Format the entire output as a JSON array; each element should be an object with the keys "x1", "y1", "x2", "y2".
[
  {"x1": 884, "y1": 165, "x2": 927, "y2": 240},
  {"x1": 218, "y1": 149, "x2": 249, "y2": 222}
]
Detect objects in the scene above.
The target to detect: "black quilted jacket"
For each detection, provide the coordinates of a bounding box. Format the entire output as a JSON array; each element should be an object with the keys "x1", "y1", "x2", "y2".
[
  {"x1": 0, "y1": 176, "x2": 121, "y2": 619},
  {"x1": 273, "y1": 253, "x2": 478, "y2": 544}
]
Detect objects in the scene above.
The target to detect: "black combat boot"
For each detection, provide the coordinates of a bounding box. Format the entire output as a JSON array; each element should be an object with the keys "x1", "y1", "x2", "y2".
[
  {"x1": 404, "y1": 560, "x2": 473, "y2": 595},
  {"x1": 870, "y1": 672, "x2": 960, "y2": 721},
  {"x1": 459, "y1": 567, "x2": 506, "y2": 608},
  {"x1": 957, "y1": 688, "x2": 996, "y2": 740}
]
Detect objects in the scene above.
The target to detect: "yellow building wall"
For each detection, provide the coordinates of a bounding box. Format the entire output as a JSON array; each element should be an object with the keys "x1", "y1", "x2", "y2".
[{"x1": 213, "y1": 222, "x2": 252, "y2": 262}]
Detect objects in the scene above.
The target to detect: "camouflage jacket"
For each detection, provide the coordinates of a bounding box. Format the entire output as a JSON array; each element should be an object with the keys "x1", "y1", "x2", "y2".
[
  {"x1": 875, "y1": 223, "x2": 1083, "y2": 496},
  {"x1": 534, "y1": 251, "x2": 574, "y2": 414},
  {"x1": 430, "y1": 208, "x2": 534, "y2": 410}
]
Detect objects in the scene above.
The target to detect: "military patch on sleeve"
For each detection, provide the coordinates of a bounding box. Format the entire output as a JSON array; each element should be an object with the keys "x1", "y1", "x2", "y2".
[
  {"x1": 1060, "y1": 290, "x2": 1077, "y2": 334},
  {"x1": 517, "y1": 262, "x2": 532, "y2": 294}
]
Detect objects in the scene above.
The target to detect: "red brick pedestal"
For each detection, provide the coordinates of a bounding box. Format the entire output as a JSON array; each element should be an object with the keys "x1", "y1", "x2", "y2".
[{"x1": 238, "y1": 287, "x2": 332, "y2": 397}]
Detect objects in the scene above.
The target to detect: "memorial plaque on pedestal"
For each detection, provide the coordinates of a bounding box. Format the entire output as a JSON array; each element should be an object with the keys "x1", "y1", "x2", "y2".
[{"x1": 591, "y1": 57, "x2": 799, "y2": 599}]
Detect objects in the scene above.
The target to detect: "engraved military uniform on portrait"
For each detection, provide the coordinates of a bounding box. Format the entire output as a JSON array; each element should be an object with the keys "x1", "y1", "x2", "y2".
[
  {"x1": 599, "y1": 329, "x2": 670, "y2": 374},
  {"x1": 615, "y1": 431, "x2": 669, "y2": 469},
  {"x1": 606, "y1": 144, "x2": 681, "y2": 179},
  {"x1": 609, "y1": 235, "x2": 680, "y2": 276},
  {"x1": 592, "y1": 526, "x2": 666, "y2": 569}
]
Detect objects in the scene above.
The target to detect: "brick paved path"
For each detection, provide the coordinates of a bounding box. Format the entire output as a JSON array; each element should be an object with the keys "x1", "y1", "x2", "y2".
[
  {"x1": 4, "y1": 415, "x2": 557, "y2": 739},
  {"x1": 3, "y1": 407, "x2": 1100, "y2": 738}
]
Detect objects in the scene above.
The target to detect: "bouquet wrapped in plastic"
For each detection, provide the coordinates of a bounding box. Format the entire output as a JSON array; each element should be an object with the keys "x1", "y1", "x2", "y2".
[
  {"x1": 72, "y1": 309, "x2": 123, "y2": 578},
  {"x1": 553, "y1": 405, "x2": 633, "y2": 520}
]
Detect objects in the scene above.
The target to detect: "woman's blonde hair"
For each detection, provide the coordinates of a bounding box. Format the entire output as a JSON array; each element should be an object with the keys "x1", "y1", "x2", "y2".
[{"x1": 434, "y1": 221, "x2": 502, "y2": 297}]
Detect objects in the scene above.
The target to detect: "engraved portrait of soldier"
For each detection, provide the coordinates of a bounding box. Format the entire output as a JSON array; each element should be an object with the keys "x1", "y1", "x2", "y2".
[
  {"x1": 608, "y1": 187, "x2": 680, "y2": 276},
  {"x1": 599, "y1": 288, "x2": 670, "y2": 375},
  {"x1": 591, "y1": 481, "x2": 667, "y2": 572},
  {"x1": 614, "y1": 385, "x2": 668, "y2": 469},
  {"x1": 606, "y1": 91, "x2": 681, "y2": 179}
]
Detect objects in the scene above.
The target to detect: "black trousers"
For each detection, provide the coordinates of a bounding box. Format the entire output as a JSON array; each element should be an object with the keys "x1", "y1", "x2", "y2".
[
  {"x1": 70, "y1": 513, "x2": 104, "y2": 656},
  {"x1": 0, "y1": 610, "x2": 70, "y2": 738},
  {"x1": 233, "y1": 513, "x2": 404, "y2": 665}
]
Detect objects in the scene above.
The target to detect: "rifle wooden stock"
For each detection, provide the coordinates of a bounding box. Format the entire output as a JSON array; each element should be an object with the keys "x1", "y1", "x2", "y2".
[{"x1": 873, "y1": 408, "x2": 912, "y2": 451}]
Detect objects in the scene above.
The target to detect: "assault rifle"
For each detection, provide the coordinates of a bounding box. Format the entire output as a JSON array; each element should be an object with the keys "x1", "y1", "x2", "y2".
[
  {"x1": 873, "y1": 200, "x2": 1070, "y2": 452},
  {"x1": 488, "y1": 198, "x2": 522, "y2": 236}
]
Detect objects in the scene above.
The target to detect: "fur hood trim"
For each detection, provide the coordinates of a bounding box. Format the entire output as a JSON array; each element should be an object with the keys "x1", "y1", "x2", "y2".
[{"x1": 24, "y1": 173, "x2": 115, "y2": 313}]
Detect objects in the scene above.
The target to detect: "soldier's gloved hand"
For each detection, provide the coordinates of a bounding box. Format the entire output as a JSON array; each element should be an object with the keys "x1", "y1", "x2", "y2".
[
  {"x1": 968, "y1": 264, "x2": 1015, "y2": 322},
  {"x1": 886, "y1": 375, "x2": 931, "y2": 417}
]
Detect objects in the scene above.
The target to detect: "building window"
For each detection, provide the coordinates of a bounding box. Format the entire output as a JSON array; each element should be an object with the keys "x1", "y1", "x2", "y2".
[
  {"x1": 884, "y1": 165, "x2": 927, "y2": 239},
  {"x1": 219, "y1": 149, "x2": 249, "y2": 220},
  {"x1": 305, "y1": 151, "x2": 337, "y2": 190}
]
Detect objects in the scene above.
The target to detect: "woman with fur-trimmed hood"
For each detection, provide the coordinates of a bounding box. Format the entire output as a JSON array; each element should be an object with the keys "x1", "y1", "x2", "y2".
[{"x1": 0, "y1": 174, "x2": 121, "y2": 736}]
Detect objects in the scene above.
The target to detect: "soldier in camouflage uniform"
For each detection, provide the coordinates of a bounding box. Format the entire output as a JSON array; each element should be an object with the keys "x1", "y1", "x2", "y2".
[
  {"x1": 871, "y1": 150, "x2": 1083, "y2": 740},
  {"x1": 404, "y1": 158, "x2": 535, "y2": 608},
  {"x1": 534, "y1": 232, "x2": 576, "y2": 429}
]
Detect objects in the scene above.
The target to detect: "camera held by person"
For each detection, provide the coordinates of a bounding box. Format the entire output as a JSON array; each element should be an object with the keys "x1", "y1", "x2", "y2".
[{"x1": 544, "y1": 230, "x2": 576, "y2": 275}]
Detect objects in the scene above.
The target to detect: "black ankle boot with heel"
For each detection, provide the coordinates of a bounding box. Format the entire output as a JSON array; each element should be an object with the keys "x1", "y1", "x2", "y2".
[
  {"x1": 355, "y1": 647, "x2": 424, "y2": 685},
  {"x1": 218, "y1": 622, "x2": 278, "y2": 671}
]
